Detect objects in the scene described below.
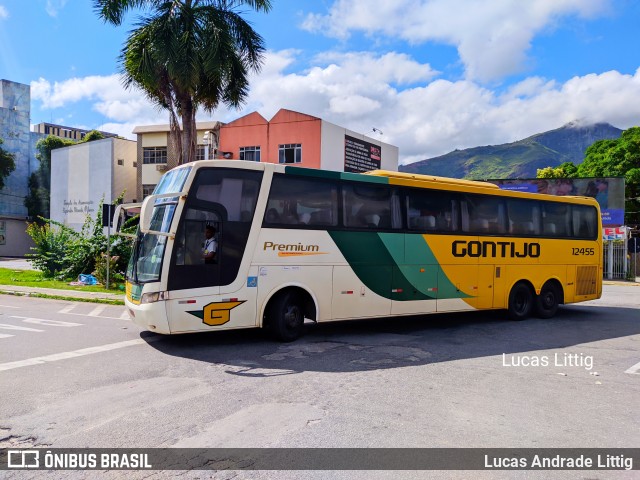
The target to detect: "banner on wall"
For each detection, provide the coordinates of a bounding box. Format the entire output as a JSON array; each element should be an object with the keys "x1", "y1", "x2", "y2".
[
  {"x1": 488, "y1": 177, "x2": 625, "y2": 227},
  {"x1": 344, "y1": 135, "x2": 382, "y2": 173}
]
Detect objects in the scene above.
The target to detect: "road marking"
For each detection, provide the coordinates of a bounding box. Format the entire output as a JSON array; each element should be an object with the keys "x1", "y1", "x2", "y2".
[
  {"x1": 88, "y1": 305, "x2": 107, "y2": 317},
  {"x1": 58, "y1": 304, "x2": 77, "y2": 314},
  {"x1": 11, "y1": 316, "x2": 82, "y2": 327},
  {"x1": 57, "y1": 304, "x2": 128, "y2": 321},
  {"x1": 624, "y1": 361, "x2": 640, "y2": 375},
  {"x1": 0, "y1": 323, "x2": 44, "y2": 333},
  {"x1": 0, "y1": 337, "x2": 160, "y2": 372},
  {"x1": 0, "y1": 304, "x2": 19, "y2": 309}
]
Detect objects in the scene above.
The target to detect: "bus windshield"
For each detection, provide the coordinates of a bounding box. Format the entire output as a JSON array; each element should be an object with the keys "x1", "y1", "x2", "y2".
[{"x1": 127, "y1": 167, "x2": 191, "y2": 283}]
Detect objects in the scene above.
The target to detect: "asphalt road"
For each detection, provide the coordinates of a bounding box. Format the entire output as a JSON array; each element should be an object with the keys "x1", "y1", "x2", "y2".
[{"x1": 1, "y1": 285, "x2": 639, "y2": 479}]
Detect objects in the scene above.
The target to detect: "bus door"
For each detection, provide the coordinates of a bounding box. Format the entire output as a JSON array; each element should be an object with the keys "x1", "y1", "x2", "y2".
[{"x1": 165, "y1": 168, "x2": 263, "y2": 332}]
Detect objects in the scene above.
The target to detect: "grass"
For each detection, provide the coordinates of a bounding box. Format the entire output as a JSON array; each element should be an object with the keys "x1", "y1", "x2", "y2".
[{"x1": 0, "y1": 267, "x2": 124, "y2": 295}]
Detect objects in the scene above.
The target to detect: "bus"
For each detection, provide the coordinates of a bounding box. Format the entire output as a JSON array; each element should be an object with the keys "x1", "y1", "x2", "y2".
[{"x1": 119, "y1": 160, "x2": 602, "y2": 341}]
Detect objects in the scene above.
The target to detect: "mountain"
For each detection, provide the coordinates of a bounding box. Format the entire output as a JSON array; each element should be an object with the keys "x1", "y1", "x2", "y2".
[{"x1": 399, "y1": 122, "x2": 623, "y2": 179}]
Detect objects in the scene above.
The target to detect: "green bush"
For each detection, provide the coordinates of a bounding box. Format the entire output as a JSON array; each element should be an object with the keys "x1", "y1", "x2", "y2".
[
  {"x1": 25, "y1": 194, "x2": 136, "y2": 284},
  {"x1": 93, "y1": 253, "x2": 124, "y2": 288},
  {"x1": 25, "y1": 220, "x2": 75, "y2": 278}
]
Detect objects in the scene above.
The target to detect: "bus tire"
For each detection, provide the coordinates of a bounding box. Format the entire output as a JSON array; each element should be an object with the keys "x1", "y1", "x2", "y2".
[
  {"x1": 268, "y1": 291, "x2": 305, "y2": 342},
  {"x1": 508, "y1": 282, "x2": 533, "y2": 321},
  {"x1": 535, "y1": 281, "x2": 561, "y2": 319}
]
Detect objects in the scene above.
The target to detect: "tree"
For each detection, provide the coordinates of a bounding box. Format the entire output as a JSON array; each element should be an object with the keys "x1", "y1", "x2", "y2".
[
  {"x1": 537, "y1": 161, "x2": 578, "y2": 179},
  {"x1": 0, "y1": 137, "x2": 16, "y2": 191},
  {"x1": 580, "y1": 127, "x2": 640, "y2": 226},
  {"x1": 81, "y1": 129, "x2": 106, "y2": 142},
  {"x1": 25, "y1": 136, "x2": 75, "y2": 219},
  {"x1": 94, "y1": 0, "x2": 271, "y2": 165}
]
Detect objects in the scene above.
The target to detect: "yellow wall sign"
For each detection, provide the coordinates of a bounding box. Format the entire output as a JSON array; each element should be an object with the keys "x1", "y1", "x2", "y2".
[{"x1": 200, "y1": 301, "x2": 245, "y2": 326}]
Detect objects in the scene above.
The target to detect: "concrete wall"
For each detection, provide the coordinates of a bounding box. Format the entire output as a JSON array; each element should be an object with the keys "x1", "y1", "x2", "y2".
[
  {"x1": 320, "y1": 120, "x2": 399, "y2": 172},
  {"x1": 0, "y1": 80, "x2": 32, "y2": 218},
  {"x1": 268, "y1": 110, "x2": 322, "y2": 168},
  {"x1": 218, "y1": 111, "x2": 268, "y2": 160},
  {"x1": 0, "y1": 218, "x2": 34, "y2": 257},
  {"x1": 112, "y1": 138, "x2": 137, "y2": 203},
  {"x1": 51, "y1": 138, "x2": 135, "y2": 231}
]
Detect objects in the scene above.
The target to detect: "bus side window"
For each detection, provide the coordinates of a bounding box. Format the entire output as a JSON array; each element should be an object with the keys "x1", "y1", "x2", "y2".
[
  {"x1": 343, "y1": 183, "x2": 399, "y2": 230},
  {"x1": 266, "y1": 174, "x2": 338, "y2": 228},
  {"x1": 406, "y1": 188, "x2": 456, "y2": 232},
  {"x1": 175, "y1": 209, "x2": 220, "y2": 265},
  {"x1": 507, "y1": 199, "x2": 541, "y2": 236},
  {"x1": 543, "y1": 202, "x2": 570, "y2": 237},
  {"x1": 463, "y1": 195, "x2": 506, "y2": 234},
  {"x1": 573, "y1": 205, "x2": 597, "y2": 239}
]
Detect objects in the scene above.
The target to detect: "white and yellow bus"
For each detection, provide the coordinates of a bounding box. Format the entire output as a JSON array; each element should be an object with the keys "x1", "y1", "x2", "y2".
[{"x1": 121, "y1": 160, "x2": 602, "y2": 341}]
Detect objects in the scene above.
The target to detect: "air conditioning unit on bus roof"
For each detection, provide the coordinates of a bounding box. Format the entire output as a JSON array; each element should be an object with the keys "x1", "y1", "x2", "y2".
[{"x1": 156, "y1": 164, "x2": 167, "y2": 172}]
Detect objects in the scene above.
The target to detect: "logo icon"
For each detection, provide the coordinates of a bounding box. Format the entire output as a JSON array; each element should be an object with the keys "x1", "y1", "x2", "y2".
[
  {"x1": 8, "y1": 450, "x2": 39, "y2": 468},
  {"x1": 188, "y1": 301, "x2": 245, "y2": 326}
]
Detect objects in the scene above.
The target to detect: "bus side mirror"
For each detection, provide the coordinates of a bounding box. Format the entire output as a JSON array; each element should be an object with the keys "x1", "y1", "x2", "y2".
[
  {"x1": 139, "y1": 192, "x2": 182, "y2": 236},
  {"x1": 113, "y1": 202, "x2": 142, "y2": 236},
  {"x1": 139, "y1": 195, "x2": 154, "y2": 233}
]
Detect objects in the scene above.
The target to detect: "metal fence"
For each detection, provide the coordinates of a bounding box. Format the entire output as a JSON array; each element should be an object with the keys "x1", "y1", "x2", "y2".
[{"x1": 603, "y1": 240, "x2": 628, "y2": 279}]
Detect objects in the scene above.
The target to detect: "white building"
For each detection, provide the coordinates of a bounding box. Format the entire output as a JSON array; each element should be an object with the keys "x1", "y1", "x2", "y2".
[{"x1": 50, "y1": 137, "x2": 137, "y2": 231}]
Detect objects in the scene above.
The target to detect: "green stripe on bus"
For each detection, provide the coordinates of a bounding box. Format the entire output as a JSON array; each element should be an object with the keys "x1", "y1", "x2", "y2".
[
  {"x1": 284, "y1": 166, "x2": 389, "y2": 184},
  {"x1": 329, "y1": 231, "x2": 470, "y2": 301},
  {"x1": 329, "y1": 231, "x2": 433, "y2": 301},
  {"x1": 284, "y1": 166, "x2": 343, "y2": 180}
]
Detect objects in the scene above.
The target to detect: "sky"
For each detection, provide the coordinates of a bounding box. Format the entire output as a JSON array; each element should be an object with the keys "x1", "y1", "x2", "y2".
[{"x1": 1, "y1": 0, "x2": 640, "y2": 164}]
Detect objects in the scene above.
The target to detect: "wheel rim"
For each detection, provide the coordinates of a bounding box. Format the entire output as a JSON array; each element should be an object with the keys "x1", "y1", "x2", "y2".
[
  {"x1": 515, "y1": 290, "x2": 529, "y2": 313},
  {"x1": 541, "y1": 290, "x2": 555, "y2": 310},
  {"x1": 283, "y1": 304, "x2": 302, "y2": 331}
]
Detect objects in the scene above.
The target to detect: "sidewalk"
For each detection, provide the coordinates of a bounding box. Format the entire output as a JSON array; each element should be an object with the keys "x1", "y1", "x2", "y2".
[
  {"x1": 0, "y1": 257, "x2": 124, "y2": 303},
  {"x1": 0, "y1": 284, "x2": 124, "y2": 302}
]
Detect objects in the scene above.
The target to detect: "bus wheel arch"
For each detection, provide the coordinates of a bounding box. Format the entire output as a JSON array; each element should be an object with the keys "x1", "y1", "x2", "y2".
[
  {"x1": 507, "y1": 280, "x2": 535, "y2": 321},
  {"x1": 263, "y1": 286, "x2": 317, "y2": 342},
  {"x1": 535, "y1": 279, "x2": 563, "y2": 319}
]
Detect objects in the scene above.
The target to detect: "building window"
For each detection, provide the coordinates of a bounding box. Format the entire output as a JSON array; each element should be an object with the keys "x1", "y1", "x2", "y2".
[
  {"x1": 81, "y1": 132, "x2": 86, "y2": 139},
  {"x1": 240, "y1": 146, "x2": 261, "y2": 162},
  {"x1": 142, "y1": 184, "x2": 156, "y2": 197},
  {"x1": 44, "y1": 126, "x2": 50, "y2": 134},
  {"x1": 196, "y1": 146, "x2": 206, "y2": 161},
  {"x1": 117, "y1": 158, "x2": 124, "y2": 166},
  {"x1": 143, "y1": 147, "x2": 168, "y2": 164},
  {"x1": 278, "y1": 144, "x2": 301, "y2": 164},
  {"x1": 133, "y1": 161, "x2": 138, "y2": 168}
]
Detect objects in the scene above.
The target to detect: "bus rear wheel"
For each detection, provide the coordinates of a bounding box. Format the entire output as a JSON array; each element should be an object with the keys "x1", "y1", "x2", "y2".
[
  {"x1": 535, "y1": 282, "x2": 560, "y2": 319},
  {"x1": 508, "y1": 282, "x2": 533, "y2": 321},
  {"x1": 268, "y1": 291, "x2": 305, "y2": 342}
]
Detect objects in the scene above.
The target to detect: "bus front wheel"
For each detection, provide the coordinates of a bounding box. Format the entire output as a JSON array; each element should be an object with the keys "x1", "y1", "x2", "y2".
[
  {"x1": 535, "y1": 281, "x2": 561, "y2": 319},
  {"x1": 508, "y1": 282, "x2": 533, "y2": 321},
  {"x1": 268, "y1": 291, "x2": 305, "y2": 342}
]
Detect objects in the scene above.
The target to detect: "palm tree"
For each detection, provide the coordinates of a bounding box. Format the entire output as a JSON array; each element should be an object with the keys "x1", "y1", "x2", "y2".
[{"x1": 95, "y1": 0, "x2": 271, "y2": 165}]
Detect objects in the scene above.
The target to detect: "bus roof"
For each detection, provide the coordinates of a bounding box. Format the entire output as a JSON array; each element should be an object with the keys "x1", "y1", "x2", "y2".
[{"x1": 365, "y1": 170, "x2": 500, "y2": 190}]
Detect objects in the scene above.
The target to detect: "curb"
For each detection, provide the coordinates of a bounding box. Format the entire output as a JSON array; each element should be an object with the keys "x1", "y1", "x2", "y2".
[{"x1": 0, "y1": 285, "x2": 124, "y2": 305}]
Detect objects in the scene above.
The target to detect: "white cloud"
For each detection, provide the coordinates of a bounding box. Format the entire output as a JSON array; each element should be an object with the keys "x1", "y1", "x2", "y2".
[
  {"x1": 239, "y1": 51, "x2": 640, "y2": 163},
  {"x1": 31, "y1": 53, "x2": 640, "y2": 165},
  {"x1": 302, "y1": 0, "x2": 610, "y2": 82},
  {"x1": 0, "y1": 5, "x2": 8, "y2": 19},
  {"x1": 45, "y1": 0, "x2": 68, "y2": 18}
]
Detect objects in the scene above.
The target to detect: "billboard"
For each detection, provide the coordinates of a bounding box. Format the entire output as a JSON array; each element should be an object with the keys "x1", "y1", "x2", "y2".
[
  {"x1": 344, "y1": 135, "x2": 382, "y2": 173},
  {"x1": 488, "y1": 177, "x2": 625, "y2": 227}
]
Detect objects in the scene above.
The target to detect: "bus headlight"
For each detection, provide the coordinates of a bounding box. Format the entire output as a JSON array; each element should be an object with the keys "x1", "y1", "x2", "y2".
[{"x1": 140, "y1": 291, "x2": 168, "y2": 304}]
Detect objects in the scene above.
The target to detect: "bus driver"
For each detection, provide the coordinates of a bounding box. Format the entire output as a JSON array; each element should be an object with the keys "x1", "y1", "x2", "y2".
[{"x1": 202, "y1": 225, "x2": 217, "y2": 264}]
